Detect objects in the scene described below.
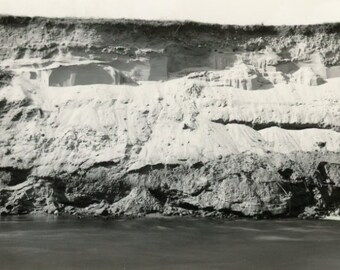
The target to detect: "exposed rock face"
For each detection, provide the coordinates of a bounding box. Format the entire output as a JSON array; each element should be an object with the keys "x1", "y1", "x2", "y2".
[
  {"x1": 48, "y1": 64, "x2": 137, "y2": 87},
  {"x1": 1, "y1": 16, "x2": 340, "y2": 218},
  {"x1": 292, "y1": 67, "x2": 325, "y2": 86},
  {"x1": 187, "y1": 63, "x2": 275, "y2": 90}
]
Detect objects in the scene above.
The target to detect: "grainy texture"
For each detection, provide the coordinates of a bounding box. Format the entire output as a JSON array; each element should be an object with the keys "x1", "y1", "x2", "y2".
[{"x1": 0, "y1": 16, "x2": 340, "y2": 218}]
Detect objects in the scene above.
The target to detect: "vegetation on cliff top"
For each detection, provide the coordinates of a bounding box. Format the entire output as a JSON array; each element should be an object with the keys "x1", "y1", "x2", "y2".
[{"x1": 0, "y1": 15, "x2": 340, "y2": 36}]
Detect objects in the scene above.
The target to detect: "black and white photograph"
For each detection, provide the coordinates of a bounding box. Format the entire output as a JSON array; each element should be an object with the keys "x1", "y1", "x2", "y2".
[{"x1": 0, "y1": 0, "x2": 340, "y2": 269}]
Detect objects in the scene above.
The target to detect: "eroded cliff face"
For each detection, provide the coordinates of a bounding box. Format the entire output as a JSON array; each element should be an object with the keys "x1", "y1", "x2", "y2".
[{"x1": 1, "y1": 16, "x2": 340, "y2": 218}]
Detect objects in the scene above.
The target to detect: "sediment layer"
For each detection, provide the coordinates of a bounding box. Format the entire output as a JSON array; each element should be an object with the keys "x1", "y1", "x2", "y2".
[{"x1": 1, "y1": 16, "x2": 340, "y2": 218}]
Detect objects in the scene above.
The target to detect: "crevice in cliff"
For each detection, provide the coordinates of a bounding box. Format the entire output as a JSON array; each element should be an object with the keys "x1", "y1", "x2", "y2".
[
  {"x1": 85, "y1": 160, "x2": 120, "y2": 170},
  {"x1": 284, "y1": 182, "x2": 313, "y2": 215},
  {"x1": 176, "y1": 202, "x2": 200, "y2": 211},
  {"x1": 0, "y1": 167, "x2": 32, "y2": 186},
  {"x1": 128, "y1": 163, "x2": 180, "y2": 175},
  {"x1": 210, "y1": 119, "x2": 338, "y2": 131},
  {"x1": 148, "y1": 188, "x2": 168, "y2": 204},
  {"x1": 278, "y1": 168, "x2": 294, "y2": 180},
  {"x1": 0, "y1": 69, "x2": 13, "y2": 87},
  {"x1": 0, "y1": 98, "x2": 7, "y2": 112}
]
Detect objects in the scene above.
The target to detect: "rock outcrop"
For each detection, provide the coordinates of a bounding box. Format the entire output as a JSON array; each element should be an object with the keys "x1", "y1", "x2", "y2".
[
  {"x1": 187, "y1": 63, "x2": 274, "y2": 90},
  {"x1": 1, "y1": 16, "x2": 340, "y2": 218},
  {"x1": 292, "y1": 67, "x2": 325, "y2": 86}
]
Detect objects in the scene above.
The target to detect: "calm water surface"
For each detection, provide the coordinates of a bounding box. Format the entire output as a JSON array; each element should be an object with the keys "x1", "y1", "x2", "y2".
[{"x1": 0, "y1": 216, "x2": 339, "y2": 270}]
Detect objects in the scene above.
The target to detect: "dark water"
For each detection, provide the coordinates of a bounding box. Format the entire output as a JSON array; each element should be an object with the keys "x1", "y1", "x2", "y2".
[{"x1": 0, "y1": 216, "x2": 340, "y2": 270}]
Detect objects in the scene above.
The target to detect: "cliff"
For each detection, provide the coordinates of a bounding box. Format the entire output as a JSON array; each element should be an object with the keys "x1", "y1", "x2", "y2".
[{"x1": 1, "y1": 16, "x2": 340, "y2": 218}]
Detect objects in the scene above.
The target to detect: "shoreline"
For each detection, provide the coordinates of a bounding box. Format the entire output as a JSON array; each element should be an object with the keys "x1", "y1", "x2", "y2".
[{"x1": 1, "y1": 211, "x2": 340, "y2": 222}]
